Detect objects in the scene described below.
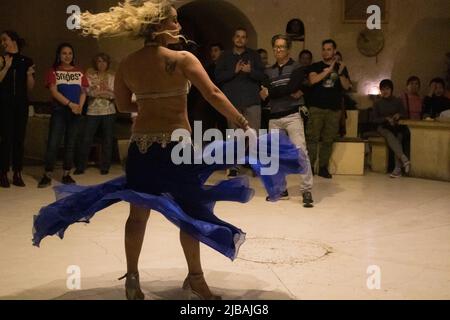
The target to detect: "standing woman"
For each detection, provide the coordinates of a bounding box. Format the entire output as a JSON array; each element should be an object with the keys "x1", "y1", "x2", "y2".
[
  {"x1": 0, "y1": 30, "x2": 35, "y2": 188},
  {"x1": 75, "y1": 53, "x2": 116, "y2": 175},
  {"x1": 38, "y1": 43, "x2": 89, "y2": 188}
]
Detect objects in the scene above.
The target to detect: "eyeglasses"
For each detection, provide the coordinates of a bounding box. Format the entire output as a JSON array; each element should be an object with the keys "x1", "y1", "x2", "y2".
[{"x1": 273, "y1": 46, "x2": 288, "y2": 50}]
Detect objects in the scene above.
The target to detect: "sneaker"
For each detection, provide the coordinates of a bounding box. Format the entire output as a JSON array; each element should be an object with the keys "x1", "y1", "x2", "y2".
[
  {"x1": 302, "y1": 191, "x2": 314, "y2": 208},
  {"x1": 62, "y1": 174, "x2": 76, "y2": 185},
  {"x1": 227, "y1": 168, "x2": 239, "y2": 178},
  {"x1": 390, "y1": 167, "x2": 402, "y2": 178},
  {"x1": 318, "y1": 167, "x2": 332, "y2": 179},
  {"x1": 403, "y1": 161, "x2": 411, "y2": 175},
  {"x1": 266, "y1": 190, "x2": 290, "y2": 201},
  {"x1": 73, "y1": 169, "x2": 84, "y2": 175},
  {"x1": 38, "y1": 175, "x2": 52, "y2": 188}
]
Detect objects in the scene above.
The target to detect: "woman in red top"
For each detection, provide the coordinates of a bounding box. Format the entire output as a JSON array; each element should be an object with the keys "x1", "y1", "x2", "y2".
[
  {"x1": 401, "y1": 76, "x2": 423, "y2": 120},
  {"x1": 38, "y1": 43, "x2": 89, "y2": 188}
]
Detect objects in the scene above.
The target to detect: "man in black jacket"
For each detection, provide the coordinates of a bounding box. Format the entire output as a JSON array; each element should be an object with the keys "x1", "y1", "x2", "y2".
[
  {"x1": 422, "y1": 78, "x2": 450, "y2": 119},
  {"x1": 215, "y1": 27, "x2": 265, "y2": 177}
]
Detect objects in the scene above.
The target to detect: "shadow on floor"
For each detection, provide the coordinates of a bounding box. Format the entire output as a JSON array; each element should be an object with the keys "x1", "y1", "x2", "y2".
[{"x1": 1, "y1": 269, "x2": 294, "y2": 300}]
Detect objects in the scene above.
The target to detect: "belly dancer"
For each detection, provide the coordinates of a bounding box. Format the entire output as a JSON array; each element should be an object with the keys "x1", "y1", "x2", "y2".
[{"x1": 32, "y1": 0, "x2": 307, "y2": 300}]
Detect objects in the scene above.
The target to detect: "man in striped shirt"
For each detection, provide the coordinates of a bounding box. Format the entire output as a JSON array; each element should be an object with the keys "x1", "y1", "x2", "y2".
[{"x1": 260, "y1": 34, "x2": 314, "y2": 208}]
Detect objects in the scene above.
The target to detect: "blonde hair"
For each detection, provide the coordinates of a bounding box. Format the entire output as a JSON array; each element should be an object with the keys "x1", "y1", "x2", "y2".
[{"x1": 79, "y1": 0, "x2": 177, "y2": 40}]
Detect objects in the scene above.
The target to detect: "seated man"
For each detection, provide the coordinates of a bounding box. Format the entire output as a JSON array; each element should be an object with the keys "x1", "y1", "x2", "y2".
[
  {"x1": 371, "y1": 79, "x2": 410, "y2": 178},
  {"x1": 422, "y1": 78, "x2": 450, "y2": 119}
]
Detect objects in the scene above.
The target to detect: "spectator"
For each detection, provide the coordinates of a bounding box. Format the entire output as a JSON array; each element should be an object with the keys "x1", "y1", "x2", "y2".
[
  {"x1": 401, "y1": 76, "x2": 423, "y2": 120},
  {"x1": 215, "y1": 27, "x2": 265, "y2": 177},
  {"x1": 298, "y1": 49, "x2": 313, "y2": 68},
  {"x1": 422, "y1": 77, "x2": 450, "y2": 119},
  {"x1": 371, "y1": 79, "x2": 410, "y2": 178},
  {"x1": 260, "y1": 34, "x2": 314, "y2": 208},
  {"x1": 295, "y1": 50, "x2": 314, "y2": 123},
  {"x1": 0, "y1": 30, "x2": 35, "y2": 188},
  {"x1": 306, "y1": 39, "x2": 351, "y2": 178},
  {"x1": 75, "y1": 53, "x2": 116, "y2": 176},
  {"x1": 38, "y1": 43, "x2": 88, "y2": 188},
  {"x1": 446, "y1": 53, "x2": 450, "y2": 98},
  {"x1": 258, "y1": 48, "x2": 270, "y2": 130},
  {"x1": 335, "y1": 51, "x2": 356, "y2": 136},
  {"x1": 257, "y1": 48, "x2": 269, "y2": 67},
  {"x1": 205, "y1": 43, "x2": 227, "y2": 135}
]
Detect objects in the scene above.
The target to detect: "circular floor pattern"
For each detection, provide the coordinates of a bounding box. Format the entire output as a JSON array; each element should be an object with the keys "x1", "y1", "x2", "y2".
[{"x1": 238, "y1": 238, "x2": 332, "y2": 265}]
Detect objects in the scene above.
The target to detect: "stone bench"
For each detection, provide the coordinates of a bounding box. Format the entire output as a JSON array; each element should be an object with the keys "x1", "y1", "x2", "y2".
[
  {"x1": 328, "y1": 138, "x2": 366, "y2": 176},
  {"x1": 367, "y1": 136, "x2": 388, "y2": 173}
]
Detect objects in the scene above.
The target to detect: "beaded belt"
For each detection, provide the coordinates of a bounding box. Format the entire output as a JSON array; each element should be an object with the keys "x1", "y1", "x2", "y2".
[{"x1": 130, "y1": 132, "x2": 192, "y2": 154}]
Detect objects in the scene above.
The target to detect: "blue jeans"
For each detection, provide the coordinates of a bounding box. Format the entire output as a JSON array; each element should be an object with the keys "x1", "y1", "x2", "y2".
[
  {"x1": 77, "y1": 114, "x2": 116, "y2": 172},
  {"x1": 44, "y1": 106, "x2": 81, "y2": 172}
]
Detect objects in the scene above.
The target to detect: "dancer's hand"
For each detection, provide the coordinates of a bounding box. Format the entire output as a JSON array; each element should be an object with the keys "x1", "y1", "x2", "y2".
[{"x1": 244, "y1": 127, "x2": 257, "y2": 152}]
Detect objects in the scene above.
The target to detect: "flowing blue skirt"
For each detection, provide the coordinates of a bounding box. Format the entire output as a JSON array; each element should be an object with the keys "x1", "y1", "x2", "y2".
[{"x1": 32, "y1": 133, "x2": 307, "y2": 260}]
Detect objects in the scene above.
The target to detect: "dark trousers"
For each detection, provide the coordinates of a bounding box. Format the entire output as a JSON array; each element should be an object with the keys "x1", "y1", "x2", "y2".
[
  {"x1": 44, "y1": 106, "x2": 81, "y2": 172},
  {"x1": 0, "y1": 99, "x2": 29, "y2": 173},
  {"x1": 77, "y1": 114, "x2": 116, "y2": 171}
]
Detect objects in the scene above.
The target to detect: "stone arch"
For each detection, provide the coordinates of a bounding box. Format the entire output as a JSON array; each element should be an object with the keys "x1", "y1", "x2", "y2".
[{"x1": 178, "y1": 0, "x2": 257, "y2": 61}]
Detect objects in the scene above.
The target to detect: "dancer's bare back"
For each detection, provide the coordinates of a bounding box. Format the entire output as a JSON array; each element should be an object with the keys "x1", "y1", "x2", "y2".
[
  {"x1": 115, "y1": 45, "x2": 245, "y2": 135},
  {"x1": 115, "y1": 46, "x2": 192, "y2": 134}
]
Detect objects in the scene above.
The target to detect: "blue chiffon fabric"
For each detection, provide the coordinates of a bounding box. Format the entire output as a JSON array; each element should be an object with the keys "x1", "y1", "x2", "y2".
[{"x1": 32, "y1": 133, "x2": 307, "y2": 260}]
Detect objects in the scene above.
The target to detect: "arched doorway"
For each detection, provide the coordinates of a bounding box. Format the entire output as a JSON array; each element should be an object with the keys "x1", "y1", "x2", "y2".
[{"x1": 177, "y1": 0, "x2": 257, "y2": 62}]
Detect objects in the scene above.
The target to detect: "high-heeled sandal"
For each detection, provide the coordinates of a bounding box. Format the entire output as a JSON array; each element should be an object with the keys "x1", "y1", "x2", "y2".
[
  {"x1": 182, "y1": 273, "x2": 222, "y2": 300},
  {"x1": 118, "y1": 272, "x2": 145, "y2": 300}
]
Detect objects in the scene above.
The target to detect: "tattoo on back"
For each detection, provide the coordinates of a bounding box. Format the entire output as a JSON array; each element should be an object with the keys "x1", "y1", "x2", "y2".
[{"x1": 165, "y1": 58, "x2": 177, "y2": 75}]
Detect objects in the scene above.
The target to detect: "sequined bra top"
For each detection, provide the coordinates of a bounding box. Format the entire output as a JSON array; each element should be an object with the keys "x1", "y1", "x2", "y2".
[
  {"x1": 134, "y1": 82, "x2": 191, "y2": 101},
  {"x1": 131, "y1": 82, "x2": 192, "y2": 153}
]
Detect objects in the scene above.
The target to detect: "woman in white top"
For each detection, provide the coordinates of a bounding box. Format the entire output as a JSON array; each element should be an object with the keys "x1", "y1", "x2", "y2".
[{"x1": 76, "y1": 53, "x2": 116, "y2": 175}]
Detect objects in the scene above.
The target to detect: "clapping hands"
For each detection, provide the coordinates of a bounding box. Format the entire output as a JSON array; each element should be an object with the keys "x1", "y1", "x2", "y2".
[{"x1": 235, "y1": 59, "x2": 252, "y2": 74}]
